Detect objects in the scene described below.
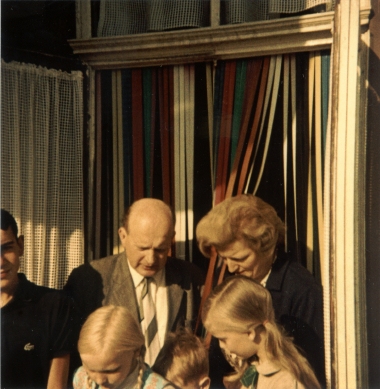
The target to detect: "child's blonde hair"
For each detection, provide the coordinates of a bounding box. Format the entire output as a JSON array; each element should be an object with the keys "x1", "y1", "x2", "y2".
[
  {"x1": 78, "y1": 305, "x2": 146, "y2": 388},
  {"x1": 202, "y1": 276, "x2": 320, "y2": 389},
  {"x1": 152, "y1": 327, "x2": 209, "y2": 386}
]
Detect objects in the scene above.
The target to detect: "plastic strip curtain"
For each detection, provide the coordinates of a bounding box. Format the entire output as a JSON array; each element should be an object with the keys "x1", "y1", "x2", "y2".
[
  {"x1": 204, "y1": 51, "x2": 330, "y2": 288},
  {"x1": 112, "y1": 70, "x2": 125, "y2": 254},
  {"x1": 174, "y1": 65, "x2": 195, "y2": 260}
]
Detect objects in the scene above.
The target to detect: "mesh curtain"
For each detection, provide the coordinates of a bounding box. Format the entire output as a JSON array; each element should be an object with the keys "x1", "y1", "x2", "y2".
[
  {"x1": 1, "y1": 60, "x2": 84, "y2": 289},
  {"x1": 97, "y1": 0, "x2": 335, "y2": 37}
]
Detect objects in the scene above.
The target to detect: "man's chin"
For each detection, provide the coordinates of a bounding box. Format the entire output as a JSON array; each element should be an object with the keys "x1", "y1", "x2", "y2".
[{"x1": 139, "y1": 267, "x2": 159, "y2": 277}]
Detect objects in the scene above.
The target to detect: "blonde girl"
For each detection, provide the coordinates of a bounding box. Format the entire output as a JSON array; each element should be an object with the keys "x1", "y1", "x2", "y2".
[
  {"x1": 202, "y1": 276, "x2": 320, "y2": 389},
  {"x1": 73, "y1": 305, "x2": 175, "y2": 389}
]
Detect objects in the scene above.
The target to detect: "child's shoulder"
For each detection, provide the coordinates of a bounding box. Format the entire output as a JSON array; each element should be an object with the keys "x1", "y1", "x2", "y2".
[{"x1": 258, "y1": 368, "x2": 305, "y2": 389}]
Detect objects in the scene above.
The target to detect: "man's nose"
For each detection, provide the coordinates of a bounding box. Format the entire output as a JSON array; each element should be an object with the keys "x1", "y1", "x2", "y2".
[
  {"x1": 225, "y1": 258, "x2": 239, "y2": 273},
  {"x1": 146, "y1": 249, "x2": 156, "y2": 265}
]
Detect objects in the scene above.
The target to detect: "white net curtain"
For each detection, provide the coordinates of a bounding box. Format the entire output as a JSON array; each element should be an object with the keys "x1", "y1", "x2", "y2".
[
  {"x1": 97, "y1": 0, "x2": 335, "y2": 37},
  {"x1": 1, "y1": 60, "x2": 84, "y2": 289}
]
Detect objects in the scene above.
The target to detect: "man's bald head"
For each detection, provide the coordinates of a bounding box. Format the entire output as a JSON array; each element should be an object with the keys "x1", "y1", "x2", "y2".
[
  {"x1": 119, "y1": 198, "x2": 175, "y2": 277},
  {"x1": 123, "y1": 198, "x2": 175, "y2": 235}
]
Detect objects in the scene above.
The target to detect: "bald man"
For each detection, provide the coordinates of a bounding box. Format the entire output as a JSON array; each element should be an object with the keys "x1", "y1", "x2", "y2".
[{"x1": 64, "y1": 198, "x2": 205, "y2": 366}]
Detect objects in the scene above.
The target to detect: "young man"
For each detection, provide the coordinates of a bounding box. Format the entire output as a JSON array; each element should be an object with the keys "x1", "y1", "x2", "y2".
[{"x1": 1, "y1": 209, "x2": 78, "y2": 389}]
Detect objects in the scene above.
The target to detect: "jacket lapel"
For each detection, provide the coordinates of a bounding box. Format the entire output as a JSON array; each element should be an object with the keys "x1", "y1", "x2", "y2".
[
  {"x1": 165, "y1": 259, "x2": 185, "y2": 332},
  {"x1": 104, "y1": 252, "x2": 140, "y2": 323}
]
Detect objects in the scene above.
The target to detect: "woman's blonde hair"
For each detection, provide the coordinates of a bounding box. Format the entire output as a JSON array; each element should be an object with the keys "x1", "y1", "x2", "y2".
[
  {"x1": 196, "y1": 194, "x2": 285, "y2": 258},
  {"x1": 78, "y1": 305, "x2": 146, "y2": 389},
  {"x1": 202, "y1": 276, "x2": 320, "y2": 389}
]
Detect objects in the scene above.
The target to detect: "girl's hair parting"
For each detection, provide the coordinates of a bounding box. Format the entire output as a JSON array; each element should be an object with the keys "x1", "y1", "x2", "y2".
[
  {"x1": 78, "y1": 305, "x2": 147, "y2": 389},
  {"x1": 202, "y1": 276, "x2": 320, "y2": 389},
  {"x1": 78, "y1": 305, "x2": 145, "y2": 357}
]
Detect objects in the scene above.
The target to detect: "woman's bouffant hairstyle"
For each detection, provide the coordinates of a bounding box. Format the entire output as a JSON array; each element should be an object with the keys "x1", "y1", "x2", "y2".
[
  {"x1": 202, "y1": 276, "x2": 320, "y2": 389},
  {"x1": 196, "y1": 194, "x2": 285, "y2": 258},
  {"x1": 152, "y1": 327, "x2": 209, "y2": 386},
  {"x1": 78, "y1": 305, "x2": 145, "y2": 358}
]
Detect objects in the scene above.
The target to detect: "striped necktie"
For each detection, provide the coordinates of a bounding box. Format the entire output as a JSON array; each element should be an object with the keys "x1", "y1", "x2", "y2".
[{"x1": 139, "y1": 277, "x2": 160, "y2": 366}]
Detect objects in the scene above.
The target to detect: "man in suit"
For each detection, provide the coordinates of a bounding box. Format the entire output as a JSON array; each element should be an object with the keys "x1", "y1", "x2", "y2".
[{"x1": 65, "y1": 198, "x2": 205, "y2": 366}]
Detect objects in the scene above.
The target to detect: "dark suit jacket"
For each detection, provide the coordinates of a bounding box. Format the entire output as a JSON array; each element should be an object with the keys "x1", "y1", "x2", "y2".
[
  {"x1": 267, "y1": 250, "x2": 325, "y2": 386},
  {"x1": 64, "y1": 252, "x2": 205, "y2": 334}
]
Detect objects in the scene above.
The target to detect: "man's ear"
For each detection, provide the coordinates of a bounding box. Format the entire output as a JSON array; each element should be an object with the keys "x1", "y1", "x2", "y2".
[
  {"x1": 17, "y1": 235, "x2": 24, "y2": 256},
  {"x1": 118, "y1": 227, "x2": 128, "y2": 246},
  {"x1": 199, "y1": 376, "x2": 211, "y2": 389}
]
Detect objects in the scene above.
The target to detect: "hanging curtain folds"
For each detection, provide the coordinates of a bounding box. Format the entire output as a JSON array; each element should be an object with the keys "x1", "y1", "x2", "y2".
[
  {"x1": 91, "y1": 52, "x2": 330, "y2": 287},
  {"x1": 173, "y1": 65, "x2": 195, "y2": 260},
  {"x1": 1, "y1": 60, "x2": 84, "y2": 289},
  {"x1": 200, "y1": 52, "x2": 330, "y2": 311}
]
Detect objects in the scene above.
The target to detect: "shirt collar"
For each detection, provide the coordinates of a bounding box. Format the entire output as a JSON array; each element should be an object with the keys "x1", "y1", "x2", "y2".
[
  {"x1": 252, "y1": 358, "x2": 282, "y2": 376},
  {"x1": 260, "y1": 268, "x2": 272, "y2": 288}
]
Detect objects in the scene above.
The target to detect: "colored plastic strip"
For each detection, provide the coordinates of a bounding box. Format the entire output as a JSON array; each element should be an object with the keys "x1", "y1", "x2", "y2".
[
  {"x1": 185, "y1": 65, "x2": 195, "y2": 261},
  {"x1": 283, "y1": 55, "x2": 290, "y2": 251},
  {"x1": 212, "y1": 62, "x2": 225, "y2": 198},
  {"x1": 306, "y1": 52, "x2": 315, "y2": 274},
  {"x1": 143, "y1": 68, "x2": 152, "y2": 197},
  {"x1": 252, "y1": 55, "x2": 283, "y2": 195},
  {"x1": 315, "y1": 52, "x2": 324, "y2": 281},
  {"x1": 95, "y1": 71, "x2": 102, "y2": 260},
  {"x1": 117, "y1": 71, "x2": 124, "y2": 251},
  {"x1": 121, "y1": 70, "x2": 132, "y2": 208},
  {"x1": 225, "y1": 58, "x2": 263, "y2": 198},
  {"x1": 174, "y1": 65, "x2": 186, "y2": 260},
  {"x1": 237, "y1": 57, "x2": 269, "y2": 195},
  {"x1": 112, "y1": 71, "x2": 118, "y2": 253},
  {"x1": 245, "y1": 56, "x2": 276, "y2": 193},
  {"x1": 149, "y1": 69, "x2": 157, "y2": 198},
  {"x1": 206, "y1": 63, "x2": 215, "y2": 192},
  {"x1": 321, "y1": 51, "x2": 330, "y2": 166},
  {"x1": 290, "y1": 55, "x2": 299, "y2": 244},
  {"x1": 159, "y1": 67, "x2": 172, "y2": 205},
  {"x1": 230, "y1": 60, "x2": 247, "y2": 172},
  {"x1": 215, "y1": 61, "x2": 236, "y2": 205}
]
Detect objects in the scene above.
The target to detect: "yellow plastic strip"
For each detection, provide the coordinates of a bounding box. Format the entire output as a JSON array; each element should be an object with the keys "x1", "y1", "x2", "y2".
[
  {"x1": 306, "y1": 52, "x2": 315, "y2": 274},
  {"x1": 314, "y1": 53, "x2": 324, "y2": 282}
]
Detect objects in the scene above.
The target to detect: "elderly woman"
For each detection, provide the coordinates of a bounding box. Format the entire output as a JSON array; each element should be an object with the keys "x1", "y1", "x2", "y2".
[{"x1": 196, "y1": 194, "x2": 325, "y2": 388}]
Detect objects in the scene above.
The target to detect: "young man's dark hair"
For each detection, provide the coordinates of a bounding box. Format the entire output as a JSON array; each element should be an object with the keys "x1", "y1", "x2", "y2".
[{"x1": 1, "y1": 208, "x2": 18, "y2": 237}]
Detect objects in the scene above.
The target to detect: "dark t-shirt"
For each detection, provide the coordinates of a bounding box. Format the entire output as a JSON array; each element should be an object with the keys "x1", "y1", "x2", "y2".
[{"x1": 1, "y1": 274, "x2": 79, "y2": 389}]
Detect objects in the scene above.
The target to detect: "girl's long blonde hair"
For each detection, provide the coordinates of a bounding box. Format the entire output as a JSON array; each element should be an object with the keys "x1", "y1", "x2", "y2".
[
  {"x1": 78, "y1": 305, "x2": 146, "y2": 389},
  {"x1": 202, "y1": 276, "x2": 320, "y2": 389}
]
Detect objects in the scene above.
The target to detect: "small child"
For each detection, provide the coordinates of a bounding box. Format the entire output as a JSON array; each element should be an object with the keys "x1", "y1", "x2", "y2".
[
  {"x1": 73, "y1": 305, "x2": 175, "y2": 389},
  {"x1": 202, "y1": 275, "x2": 321, "y2": 389},
  {"x1": 153, "y1": 328, "x2": 211, "y2": 389}
]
